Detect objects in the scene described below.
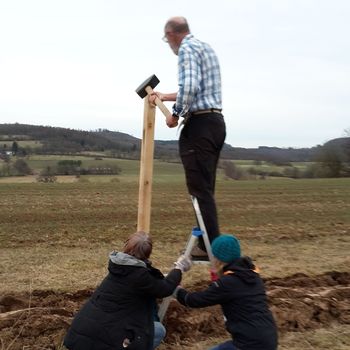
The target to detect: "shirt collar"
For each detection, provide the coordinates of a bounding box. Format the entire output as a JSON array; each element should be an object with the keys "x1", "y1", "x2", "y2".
[{"x1": 181, "y1": 33, "x2": 194, "y2": 45}]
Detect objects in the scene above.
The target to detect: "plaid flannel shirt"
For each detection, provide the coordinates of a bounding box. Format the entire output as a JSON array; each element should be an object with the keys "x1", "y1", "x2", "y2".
[{"x1": 173, "y1": 34, "x2": 222, "y2": 118}]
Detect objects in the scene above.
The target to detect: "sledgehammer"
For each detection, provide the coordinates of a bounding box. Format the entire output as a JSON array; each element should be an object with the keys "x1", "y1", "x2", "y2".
[
  {"x1": 136, "y1": 74, "x2": 173, "y2": 119},
  {"x1": 135, "y1": 74, "x2": 172, "y2": 232}
]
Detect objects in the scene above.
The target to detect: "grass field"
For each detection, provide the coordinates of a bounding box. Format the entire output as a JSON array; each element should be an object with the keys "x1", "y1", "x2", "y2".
[
  {"x1": 1, "y1": 140, "x2": 43, "y2": 148},
  {"x1": 0, "y1": 165, "x2": 349, "y2": 349},
  {"x1": 1, "y1": 154, "x2": 312, "y2": 181},
  {"x1": 1, "y1": 155, "x2": 184, "y2": 178},
  {"x1": 1, "y1": 176, "x2": 349, "y2": 291}
]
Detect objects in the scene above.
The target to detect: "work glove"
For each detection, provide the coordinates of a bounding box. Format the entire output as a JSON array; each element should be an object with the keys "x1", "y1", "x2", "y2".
[{"x1": 174, "y1": 255, "x2": 192, "y2": 272}]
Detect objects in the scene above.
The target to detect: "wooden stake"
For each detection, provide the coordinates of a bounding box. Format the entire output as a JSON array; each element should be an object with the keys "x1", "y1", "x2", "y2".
[{"x1": 137, "y1": 97, "x2": 156, "y2": 232}]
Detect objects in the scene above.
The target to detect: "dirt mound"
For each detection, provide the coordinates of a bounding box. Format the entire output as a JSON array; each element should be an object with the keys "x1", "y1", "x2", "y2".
[
  {"x1": 163, "y1": 271, "x2": 350, "y2": 346},
  {"x1": 0, "y1": 271, "x2": 349, "y2": 349},
  {"x1": 266, "y1": 271, "x2": 350, "y2": 333},
  {"x1": 0, "y1": 289, "x2": 93, "y2": 349}
]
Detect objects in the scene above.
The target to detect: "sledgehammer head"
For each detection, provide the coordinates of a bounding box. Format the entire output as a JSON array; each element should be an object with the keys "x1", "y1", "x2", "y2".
[{"x1": 136, "y1": 74, "x2": 160, "y2": 98}]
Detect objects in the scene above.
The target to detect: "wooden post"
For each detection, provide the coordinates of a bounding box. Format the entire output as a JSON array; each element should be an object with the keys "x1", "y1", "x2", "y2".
[{"x1": 137, "y1": 97, "x2": 156, "y2": 232}]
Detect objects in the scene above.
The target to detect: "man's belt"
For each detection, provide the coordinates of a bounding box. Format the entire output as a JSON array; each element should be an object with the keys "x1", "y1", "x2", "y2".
[{"x1": 191, "y1": 108, "x2": 222, "y2": 116}]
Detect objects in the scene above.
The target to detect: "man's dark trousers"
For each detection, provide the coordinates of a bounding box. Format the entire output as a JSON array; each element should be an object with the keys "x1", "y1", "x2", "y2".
[{"x1": 179, "y1": 113, "x2": 226, "y2": 250}]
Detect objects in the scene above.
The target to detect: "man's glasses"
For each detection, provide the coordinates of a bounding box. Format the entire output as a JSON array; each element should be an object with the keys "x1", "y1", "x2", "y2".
[{"x1": 162, "y1": 32, "x2": 172, "y2": 43}]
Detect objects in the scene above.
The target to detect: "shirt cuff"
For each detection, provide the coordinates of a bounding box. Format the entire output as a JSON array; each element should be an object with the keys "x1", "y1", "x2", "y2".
[{"x1": 172, "y1": 103, "x2": 183, "y2": 117}]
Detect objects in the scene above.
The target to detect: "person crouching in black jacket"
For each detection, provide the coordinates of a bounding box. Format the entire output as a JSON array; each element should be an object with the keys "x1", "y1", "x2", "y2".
[
  {"x1": 176, "y1": 234, "x2": 278, "y2": 350},
  {"x1": 64, "y1": 231, "x2": 191, "y2": 350}
]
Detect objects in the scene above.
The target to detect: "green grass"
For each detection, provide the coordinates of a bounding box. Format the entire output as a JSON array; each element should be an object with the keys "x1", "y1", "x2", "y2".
[
  {"x1": 220, "y1": 159, "x2": 311, "y2": 172},
  {"x1": 1, "y1": 140, "x2": 43, "y2": 148},
  {"x1": 15, "y1": 155, "x2": 184, "y2": 177},
  {"x1": 2, "y1": 154, "x2": 312, "y2": 179}
]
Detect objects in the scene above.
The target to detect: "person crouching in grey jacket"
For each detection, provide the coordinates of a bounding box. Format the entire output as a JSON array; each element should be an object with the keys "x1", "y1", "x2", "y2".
[{"x1": 64, "y1": 231, "x2": 191, "y2": 350}]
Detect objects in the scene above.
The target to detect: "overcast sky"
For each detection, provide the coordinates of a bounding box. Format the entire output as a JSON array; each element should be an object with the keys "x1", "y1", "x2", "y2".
[{"x1": 0, "y1": 0, "x2": 349, "y2": 148}]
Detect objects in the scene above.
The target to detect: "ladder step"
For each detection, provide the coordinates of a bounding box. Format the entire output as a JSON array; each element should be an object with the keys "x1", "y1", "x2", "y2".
[{"x1": 192, "y1": 260, "x2": 211, "y2": 265}]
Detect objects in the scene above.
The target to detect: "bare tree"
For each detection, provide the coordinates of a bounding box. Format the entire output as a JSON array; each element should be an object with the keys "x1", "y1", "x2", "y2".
[
  {"x1": 222, "y1": 161, "x2": 245, "y2": 180},
  {"x1": 316, "y1": 143, "x2": 346, "y2": 177},
  {"x1": 13, "y1": 159, "x2": 32, "y2": 175}
]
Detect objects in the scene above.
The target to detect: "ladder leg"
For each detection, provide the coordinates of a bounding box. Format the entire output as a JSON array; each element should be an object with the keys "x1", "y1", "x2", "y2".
[
  {"x1": 158, "y1": 296, "x2": 171, "y2": 323},
  {"x1": 191, "y1": 196, "x2": 216, "y2": 267},
  {"x1": 158, "y1": 196, "x2": 218, "y2": 322},
  {"x1": 158, "y1": 228, "x2": 199, "y2": 322},
  {"x1": 183, "y1": 231, "x2": 199, "y2": 257}
]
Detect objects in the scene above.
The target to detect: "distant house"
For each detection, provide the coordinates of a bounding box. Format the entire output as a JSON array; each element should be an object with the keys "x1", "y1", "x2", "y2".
[{"x1": 0, "y1": 151, "x2": 12, "y2": 160}]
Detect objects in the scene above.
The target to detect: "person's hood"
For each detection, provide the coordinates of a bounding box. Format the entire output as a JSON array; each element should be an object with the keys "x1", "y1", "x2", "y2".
[
  {"x1": 223, "y1": 256, "x2": 258, "y2": 285},
  {"x1": 108, "y1": 251, "x2": 146, "y2": 275}
]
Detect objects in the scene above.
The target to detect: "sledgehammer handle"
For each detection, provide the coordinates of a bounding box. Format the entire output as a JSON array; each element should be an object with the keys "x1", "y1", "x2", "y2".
[{"x1": 145, "y1": 86, "x2": 172, "y2": 118}]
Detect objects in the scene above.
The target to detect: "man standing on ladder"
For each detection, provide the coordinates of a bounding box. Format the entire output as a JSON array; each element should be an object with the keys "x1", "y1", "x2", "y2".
[{"x1": 150, "y1": 16, "x2": 226, "y2": 260}]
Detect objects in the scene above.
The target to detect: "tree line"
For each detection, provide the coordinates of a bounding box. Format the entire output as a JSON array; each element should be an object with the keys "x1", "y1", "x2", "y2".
[
  {"x1": 0, "y1": 158, "x2": 122, "y2": 182},
  {"x1": 1, "y1": 123, "x2": 349, "y2": 179},
  {"x1": 0, "y1": 123, "x2": 322, "y2": 161},
  {"x1": 221, "y1": 137, "x2": 350, "y2": 179}
]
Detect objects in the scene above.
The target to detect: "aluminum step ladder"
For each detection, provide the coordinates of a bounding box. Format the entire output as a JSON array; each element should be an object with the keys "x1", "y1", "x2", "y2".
[{"x1": 158, "y1": 196, "x2": 217, "y2": 322}]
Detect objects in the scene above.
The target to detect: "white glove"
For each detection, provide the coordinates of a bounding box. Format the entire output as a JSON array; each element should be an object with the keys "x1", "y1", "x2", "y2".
[{"x1": 174, "y1": 255, "x2": 192, "y2": 272}]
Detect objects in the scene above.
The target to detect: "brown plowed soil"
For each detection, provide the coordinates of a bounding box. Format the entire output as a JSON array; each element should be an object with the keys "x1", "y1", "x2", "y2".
[{"x1": 0, "y1": 271, "x2": 349, "y2": 349}]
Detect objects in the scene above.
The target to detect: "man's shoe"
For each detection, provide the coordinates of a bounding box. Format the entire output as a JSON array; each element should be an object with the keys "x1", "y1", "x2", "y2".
[{"x1": 191, "y1": 246, "x2": 209, "y2": 261}]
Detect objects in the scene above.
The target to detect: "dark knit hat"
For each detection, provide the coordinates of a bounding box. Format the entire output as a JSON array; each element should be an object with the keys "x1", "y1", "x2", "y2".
[{"x1": 211, "y1": 234, "x2": 241, "y2": 263}]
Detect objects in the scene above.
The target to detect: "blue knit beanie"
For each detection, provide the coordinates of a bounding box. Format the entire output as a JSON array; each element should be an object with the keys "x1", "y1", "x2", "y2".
[{"x1": 211, "y1": 234, "x2": 241, "y2": 263}]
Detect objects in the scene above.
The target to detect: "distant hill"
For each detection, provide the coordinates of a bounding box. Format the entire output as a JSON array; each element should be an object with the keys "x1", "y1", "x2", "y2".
[
  {"x1": 324, "y1": 137, "x2": 350, "y2": 150},
  {"x1": 220, "y1": 143, "x2": 321, "y2": 162},
  {"x1": 322, "y1": 137, "x2": 350, "y2": 163},
  {"x1": 0, "y1": 123, "x2": 348, "y2": 162}
]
